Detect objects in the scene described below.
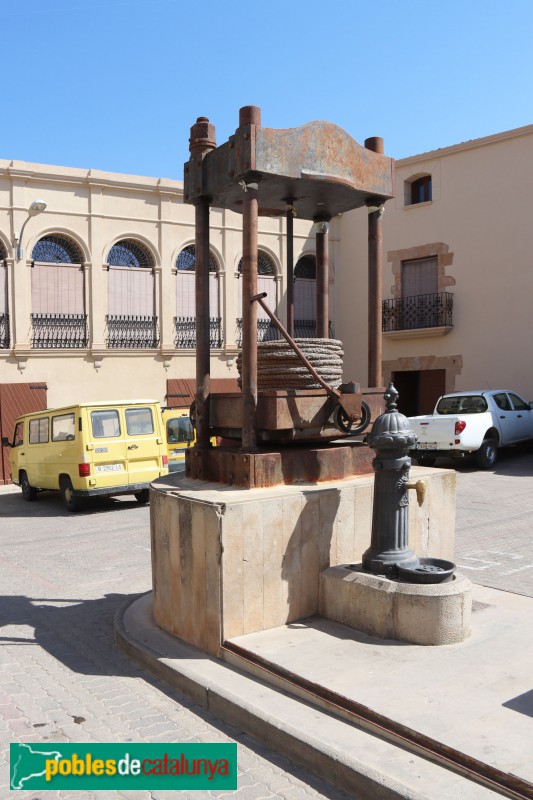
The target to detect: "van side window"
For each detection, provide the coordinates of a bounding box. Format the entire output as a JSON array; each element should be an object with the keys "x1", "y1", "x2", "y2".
[
  {"x1": 91, "y1": 409, "x2": 121, "y2": 438},
  {"x1": 14, "y1": 421, "x2": 24, "y2": 447},
  {"x1": 52, "y1": 413, "x2": 76, "y2": 441},
  {"x1": 29, "y1": 417, "x2": 49, "y2": 444},
  {"x1": 126, "y1": 407, "x2": 154, "y2": 436}
]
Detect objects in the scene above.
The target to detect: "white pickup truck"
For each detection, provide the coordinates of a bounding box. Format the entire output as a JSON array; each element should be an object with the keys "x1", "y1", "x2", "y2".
[{"x1": 409, "y1": 389, "x2": 533, "y2": 469}]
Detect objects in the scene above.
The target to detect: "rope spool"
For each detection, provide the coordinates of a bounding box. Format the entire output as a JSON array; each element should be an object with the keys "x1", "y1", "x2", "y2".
[{"x1": 237, "y1": 338, "x2": 344, "y2": 390}]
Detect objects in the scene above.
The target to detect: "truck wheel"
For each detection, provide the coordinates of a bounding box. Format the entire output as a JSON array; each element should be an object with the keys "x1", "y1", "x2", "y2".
[
  {"x1": 20, "y1": 471, "x2": 38, "y2": 502},
  {"x1": 60, "y1": 476, "x2": 82, "y2": 512},
  {"x1": 475, "y1": 439, "x2": 497, "y2": 470},
  {"x1": 134, "y1": 489, "x2": 150, "y2": 504},
  {"x1": 335, "y1": 400, "x2": 371, "y2": 436}
]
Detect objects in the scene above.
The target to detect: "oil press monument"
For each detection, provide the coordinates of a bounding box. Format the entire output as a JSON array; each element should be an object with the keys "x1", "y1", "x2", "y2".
[{"x1": 150, "y1": 107, "x2": 469, "y2": 656}]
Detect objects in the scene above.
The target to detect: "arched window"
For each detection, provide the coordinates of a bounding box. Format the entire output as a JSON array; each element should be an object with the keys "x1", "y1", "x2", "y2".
[
  {"x1": 294, "y1": 254, "x2": 317, "y2": 338},
  {"x1": 106, "y1": 239, "x2": 159, "y2": 348},
  {"x1": 237, "y1": 250, "x2": 279, "y2": 343},
  {"x1": 30, "y1": 235, "x2": 88, "y2": 348},
  {"x1": 175, "y1": 245, "x2": 221, "y2": 348},
  {"x1": 407, "y1": 175, "x2": 432, "y2": 205},
  {"x1": 0, "y1": 242, "x2": 8, "y2": 348}
]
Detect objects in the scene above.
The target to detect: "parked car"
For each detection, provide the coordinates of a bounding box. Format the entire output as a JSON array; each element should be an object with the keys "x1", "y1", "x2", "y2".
[
  {"x1": 408, "y1": 389, "x2": 533, "y2": 469},
  {"x1": 2, "y1": 400, "x2": 169, "y2": 510}
]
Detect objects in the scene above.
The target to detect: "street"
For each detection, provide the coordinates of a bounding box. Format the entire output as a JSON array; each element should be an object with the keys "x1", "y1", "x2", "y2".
[{"x1": 1, "y1": 448, "x2": 532, "y2": 799}]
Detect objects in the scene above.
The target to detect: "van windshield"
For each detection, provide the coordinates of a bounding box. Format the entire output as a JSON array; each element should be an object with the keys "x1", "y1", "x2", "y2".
[
  {"x1": 436, "y1": 396, "x2": 488, "y2": 415},
  {"x1": 167, "y1": 417, "x2": 193, "y2": 444}
]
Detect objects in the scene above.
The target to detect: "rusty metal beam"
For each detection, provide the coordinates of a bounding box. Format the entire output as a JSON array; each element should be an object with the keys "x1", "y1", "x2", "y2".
[
  {"x1": 315, "y1": 222, "x2": 330, "y2": 339},
  {"x1": 365, "y1": 137, "x2": 384, "y2": 388},
  {"x1": 188, "y1": 116, "x2": 217, "y2": 455},
  {"x1": 241, "y1": 180, "x2": 260, "y2": 451},
  {"x1": 286, "y1": 201, "x2": 294, "y2": 337}
]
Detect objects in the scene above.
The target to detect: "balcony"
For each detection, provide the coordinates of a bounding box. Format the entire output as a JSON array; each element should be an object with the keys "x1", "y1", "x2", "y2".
[
  {"x1": 106, "y1": 315, "x2": 160, "y2": 349},
  {"x1": 174, "y1": 316, "x2": 222, "y2": 349},
  {"x1": 31, "y1": 313, "x2": 88, "y2": 348},
  {"x1": 382, "y1": 292, "x2": 453, "y2": 336},
  {"x1": 0, "y1": 312, "x2": 9, "y2": 348}
]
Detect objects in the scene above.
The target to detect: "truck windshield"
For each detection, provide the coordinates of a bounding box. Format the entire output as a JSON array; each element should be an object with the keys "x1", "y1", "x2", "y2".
[{"x1": 436, "y1": 396, "x2": 488, "y2": 414}]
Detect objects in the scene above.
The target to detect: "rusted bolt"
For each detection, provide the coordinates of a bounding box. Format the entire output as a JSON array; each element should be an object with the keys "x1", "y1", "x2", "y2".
[
  {"x1": 243, "y1": 132, "x2": 249, "y2": 140},
  {"x1": 228, "y1": 171, "x2": 234, "y2": 177}
]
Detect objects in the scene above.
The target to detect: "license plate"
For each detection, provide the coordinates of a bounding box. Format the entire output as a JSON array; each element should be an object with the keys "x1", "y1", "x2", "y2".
[
  {"x1": 95, "y1": 463, "x2": 124, "y2": 472},
  {"x1": 415, "y1": 442, "x2": 437, "y2": 450}
]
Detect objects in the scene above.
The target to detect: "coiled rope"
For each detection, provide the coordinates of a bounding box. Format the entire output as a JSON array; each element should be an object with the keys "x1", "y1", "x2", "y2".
[{"x1": 237, "y1": 338, "x2": 343, "y2": 390}]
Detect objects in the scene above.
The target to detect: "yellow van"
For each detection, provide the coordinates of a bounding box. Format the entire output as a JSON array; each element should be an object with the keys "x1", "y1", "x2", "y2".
[
  {"x1": 2, "y1": 400, "x2": 169, "y2": 511},
  {"x1": 162, "y1": 407, "x2": 217, "y2": 472},
  {"x1": 162, "y1": 407, "x2": 195, "y2": 472}
]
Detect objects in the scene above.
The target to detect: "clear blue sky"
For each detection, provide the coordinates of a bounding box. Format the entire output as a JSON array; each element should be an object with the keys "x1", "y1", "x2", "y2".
[{"x1": 2, "y1": 0, "x2": 531, "y2": 179}]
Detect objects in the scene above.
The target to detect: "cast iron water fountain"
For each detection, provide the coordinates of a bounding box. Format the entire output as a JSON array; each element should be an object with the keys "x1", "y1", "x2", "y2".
[{"x1": 362, "y1": 383, "x2": 456, "y2": 583}]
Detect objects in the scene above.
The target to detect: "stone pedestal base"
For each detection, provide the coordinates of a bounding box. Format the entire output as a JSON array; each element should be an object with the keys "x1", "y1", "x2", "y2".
[
  {"x1": 150, "y1": 467, "x2": 457, "y2": 655},
  {"x1": 319, "y1": 566, "x2": 472, "y2": 645}
]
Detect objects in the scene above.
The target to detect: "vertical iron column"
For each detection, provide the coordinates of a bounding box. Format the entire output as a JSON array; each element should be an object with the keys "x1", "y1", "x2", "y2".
[
  {"x1": 286, "y1": 202, "x2": 294, "y2": 337},
  {"x1": 315, "y1": 221, "x2": 330, "y2": 339},
  {"x1": 241, "y1": 182, "x2": 259, "y2": 451},
  {"x1": 189, "y1": 116, "x2": 216, "y2": 451},
  {"x1": 365, "y1": 136, "x2": 384, "y2": 388},
  {"x1": 195, "y1": 199, "x2": 211, "y2": 449}
]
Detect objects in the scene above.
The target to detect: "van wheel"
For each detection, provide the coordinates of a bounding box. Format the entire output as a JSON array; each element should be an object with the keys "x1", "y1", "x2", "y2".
[
  {"x1": 475, "y1": 439, "x2": 498, "y2": 470},
  {"x1": 134, "y1": 489, "x2": 150, "y2": 504},
  {"x1": 60, "y1": 476, "x2": 82, "y2": 512},
  {"x1": 20, "y1": 472, "x2": 38, "y2": 502}
]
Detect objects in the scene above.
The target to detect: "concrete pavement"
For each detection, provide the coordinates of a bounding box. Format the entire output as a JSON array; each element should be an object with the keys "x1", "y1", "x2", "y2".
[{"x1": 2, "y1": 446, "x2": 533, "y2": 799}]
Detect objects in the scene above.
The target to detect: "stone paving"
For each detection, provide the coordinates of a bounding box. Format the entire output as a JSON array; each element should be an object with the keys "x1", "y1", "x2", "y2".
[
  {"x1": 1, "y1": 445, "x2": 532, "y2": 799},
  {"x1": 453, "y1": 444, "x2": 533, "y2": 596},
  {"x1": 0, "y1": 488, "x2": 352, "y2": 800}
]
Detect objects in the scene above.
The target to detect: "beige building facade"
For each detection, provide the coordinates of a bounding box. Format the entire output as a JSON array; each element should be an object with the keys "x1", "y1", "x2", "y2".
[
  {"x1": 338, "y1": 124, "x2": 533, "y2": 415},
  {"x1": 1, "y1": 123, "x2": 532, "y2": 479}
]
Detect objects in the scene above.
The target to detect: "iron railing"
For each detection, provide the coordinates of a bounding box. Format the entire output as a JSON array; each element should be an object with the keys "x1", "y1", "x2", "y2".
[
  {"x1": 294, "y1": 319, "x2": 316, "y2": 338},
  {"x1": 0, "y1": 313, "x2": 9, "y2": 348},
  {"x1": 105, "y1": 315, "x2": 160, "y2": 348},
  {"x1": 236, "y1": 318, "x2": 333, "y2": 346},
  {"x1": 31, "y1": 313, "x2": 88, "y2": 348},
  {"x1": 236, "y1": 318, "x2": 282, "y2": 347},
  {"x1": 382, "y1": 292, "x2": 454, "y2": 332},
  {"x1": 174, "y1": 316, "x2": 222, "y2": 349}
]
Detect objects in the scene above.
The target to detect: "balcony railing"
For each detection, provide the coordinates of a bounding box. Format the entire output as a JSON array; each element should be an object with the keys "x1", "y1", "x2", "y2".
[
  {"x1": 106, "y1": 315, "x2": 159, "y2": 348},
  {"x1": 31, "y1": 313, "x2": 89, "y2": 348},
  {"x1": 382, "y1": 292, "x2": 454, "y2": 332},
  {"x1": 0, "y1": 312, "x2": 9, "y2": 348},
  {"x1": 174, "y1": 316, "x2": 222, "y2": 349}
]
